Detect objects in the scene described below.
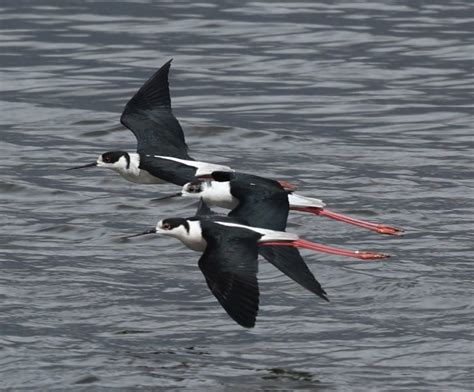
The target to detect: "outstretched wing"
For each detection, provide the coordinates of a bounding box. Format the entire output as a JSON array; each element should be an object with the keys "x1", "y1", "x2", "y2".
[
  {"x1": 258, "y1": 246, "x2": 328, "y2": 301},
  {"x1": 120, "y1": 59, "x2": 192, "y2": 159},
  {"x1": 198, "y1": 223, "x2": 260, "y2": 328},
  {"x1": 195, "y1": 199, "x2": 218, "y2": 218}
]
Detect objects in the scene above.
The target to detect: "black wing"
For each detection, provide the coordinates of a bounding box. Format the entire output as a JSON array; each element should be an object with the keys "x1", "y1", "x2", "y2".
[
  {"x1": 138, "y1": 155, "x2": 197, "y2": 186},
  {"x1": 195, "y1": 199, "x2": 218, "y2": 217},
  {"x1": 211, "y1": 173, "x2": 328, "y2": 299},
  {"x1": 199, "y1": 222, "x2": 260, "y2": 328},
  {"x1": 258, "y1": 246, "x2": 328, "y2": 301},
  {"x1": 120, "y1": 59, "x2": 192, "y2": 159},
  {"x1": 228, "y1": 178, "x2": 290, "y2": 231}
]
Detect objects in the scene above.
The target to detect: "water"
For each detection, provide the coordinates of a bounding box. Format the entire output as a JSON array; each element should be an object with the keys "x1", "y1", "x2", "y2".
[{"x1": 1, "y1": 1, "x2": 473, "y2": 390}]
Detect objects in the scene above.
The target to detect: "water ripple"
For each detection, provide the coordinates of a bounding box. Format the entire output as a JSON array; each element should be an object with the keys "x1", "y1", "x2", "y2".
[{"x1": 1, "y1": 0, "x2": 473, "y2": 390}]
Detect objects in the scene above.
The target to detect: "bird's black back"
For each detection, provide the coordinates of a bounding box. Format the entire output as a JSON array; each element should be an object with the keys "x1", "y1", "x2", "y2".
[
  {"x1": 211, "y1": 171, "x2": 290, "y2": 231},
  {"x1": 231, "y1": 179, "x2": 289, "y2": 231},
  {"x1": 211, "y1": 171, "x2": 283, "y2": 190}
]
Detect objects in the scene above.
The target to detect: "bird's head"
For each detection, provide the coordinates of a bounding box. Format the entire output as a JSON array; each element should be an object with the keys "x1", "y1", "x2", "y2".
[
  {"x1": 183, "y1": 180, "x2": 237, "y2": 209},
  {"x1": 96, "y1": 151, "x2": 130, "y2": 170},
  {"x1": 67, "y1": 151, "x2": 130, "y2": 171},
  {"x1": 156, "y1": 217, "x2": 191, "y2": 237},
  {"x1": 152, "y1": 179, "x2": 236, "y2": 210},
  {"x1": 157, "y1": 218, "x2": 206, "y2": 251},
  {"x1": 126, "y1": 217, "x2": 205, "y2": 251},
  {"x1": 181, "y1": 180, "x2": 208, "y2": 198},
  {"x1": 125, "y1": 217, "x2": 192, "y2": 240},
  {"x1": 151, "y1": 180, "x2": 208, "y2": 202}
]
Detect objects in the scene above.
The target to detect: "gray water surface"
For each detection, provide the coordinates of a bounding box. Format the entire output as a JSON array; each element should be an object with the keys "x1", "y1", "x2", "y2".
[{"x1": 1, "y1": 1, "x2": 473, "y2": 390}]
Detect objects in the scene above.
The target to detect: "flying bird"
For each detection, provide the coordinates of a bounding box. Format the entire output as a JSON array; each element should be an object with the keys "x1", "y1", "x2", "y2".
[
  {"x1": 67, "y1": 59, "x2": 232, "y2": 185},
  {"x1": 190, "y1": 201, "x2": 329, "y2": 302},
  {"x1": 157, "y1": 171, "x2": 403, "y2": 236},
  {"x1": 154, "y1": 172, "x2": 391, "y2": 304},
  {"x1": 127, "y1": 216, "x2": 386, "y2": 327}
]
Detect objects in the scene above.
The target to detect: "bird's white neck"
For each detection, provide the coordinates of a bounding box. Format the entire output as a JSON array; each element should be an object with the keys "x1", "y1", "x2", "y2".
[
  {"x1": 115, "y1": 153, "x2": 165, "y2": 184},
  {"x1": 169, "y1": 220, "x2": 207, "y2": 252},
  {"x1": 183, "y1": 221, "x2": 207, "y2": 252},
  {"x1": 201, "y1": 181, "x2": 239, "y2": 210}
]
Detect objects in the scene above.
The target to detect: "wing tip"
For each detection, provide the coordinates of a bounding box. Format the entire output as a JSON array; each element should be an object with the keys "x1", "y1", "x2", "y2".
[
  {"x1": 232, "y1": 306, "x2": 258, "y2": 328},
  {"x1": 162, "y1": 58, "x2": 173, "y2": 71},
  {"x1": 320, "y1": 291, "x2": 330, "y2": 302},
  {"x1": 239, "y1": 318, "x2": 256, "y2": 328}
]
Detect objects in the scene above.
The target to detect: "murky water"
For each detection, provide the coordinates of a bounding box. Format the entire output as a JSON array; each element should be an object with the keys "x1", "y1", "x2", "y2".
[{"x1": 1, "y1": 1, "x2": 473, "y2": 390}]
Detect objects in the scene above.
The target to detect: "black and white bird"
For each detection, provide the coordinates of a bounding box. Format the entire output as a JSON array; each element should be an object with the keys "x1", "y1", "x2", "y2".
[
  {"x1": 190, "y1": 201, "x2": 329, "y2": 302},
  {"x1": 68, "y1": 59, "x2": 232, "y2": 186},
  {"x1": 127, "y1": 216, "x2": 361, "y2": 327},
  {"x1": 154, "y1": 171, "x2": 390, "y2": 308},
  {"x1": 157, "y1": 170, "x2": 402, "y2": 238}
]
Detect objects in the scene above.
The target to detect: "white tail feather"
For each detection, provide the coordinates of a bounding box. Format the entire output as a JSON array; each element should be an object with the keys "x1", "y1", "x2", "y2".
[{"x1": 288, "y1": 193, "x2": 326, "y2": 209}]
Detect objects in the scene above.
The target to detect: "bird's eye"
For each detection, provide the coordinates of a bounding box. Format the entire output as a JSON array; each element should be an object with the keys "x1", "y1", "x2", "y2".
[
  {"x1": 103, "y1": 156, "x2": 111, "y2": 163},
  {"x1": 162, "y1": 223, "x2": 171, "y2": 230},
  {"x1": 189, "y1": 185, "x2": 200, "y2": 193}
]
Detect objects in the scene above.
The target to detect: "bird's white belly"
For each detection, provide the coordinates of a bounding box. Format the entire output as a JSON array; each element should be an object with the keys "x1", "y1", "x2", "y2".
[
  {"x1": 181, "y1": 237, "x2": 207, "y2": 252},
  {"x1": 203, "y1": 196, "x2": 238, "y2": 210},
  {"x1": 118, "y1": 168, "x2": 166, "y2": 184}
]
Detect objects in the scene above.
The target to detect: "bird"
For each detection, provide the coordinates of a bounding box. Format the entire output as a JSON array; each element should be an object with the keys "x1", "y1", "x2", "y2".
[
  {"x1": 126, "y1": 215, "x2": 384, "y2": 327},
  {"x1": 154, "y1": 172, "x2": 391, "y2": 301},
  {"x1": 67, "y1": 59, "x2": 233, "y2": 186},
  {"x1": 190, "y1": 200, "x2": 329, "y2": 302},
  {"x1": 156, "y1": 170, "x2": 403, "y2": 236}
]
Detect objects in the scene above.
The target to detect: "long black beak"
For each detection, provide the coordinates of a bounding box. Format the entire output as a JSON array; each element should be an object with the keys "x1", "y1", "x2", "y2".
[
  {"x1": 66, "y1": 162, "x2": 97, "y2": 171},
  {"x1": 151, "y1": 192, "x2": 182, "y2": 202},
  {"x1": 123, "y1": 228, "x2": 156, "y2": 240}
]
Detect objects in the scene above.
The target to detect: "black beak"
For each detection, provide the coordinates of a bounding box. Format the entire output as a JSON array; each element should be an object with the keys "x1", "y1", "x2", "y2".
[
  {"x1": 151, "y1": 192, "x2": 182, "y2": 202},
  {"x1": 66, "y1": 162, "x2": 97, "y2": 171},
  {"x1": 123, "y1": 228, "x2": 156, "y2": 240}
]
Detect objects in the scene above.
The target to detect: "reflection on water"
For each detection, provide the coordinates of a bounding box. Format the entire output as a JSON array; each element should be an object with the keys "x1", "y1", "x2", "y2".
[{"x1": 1, "y1": 0, "x2": 473, "y2": 390}]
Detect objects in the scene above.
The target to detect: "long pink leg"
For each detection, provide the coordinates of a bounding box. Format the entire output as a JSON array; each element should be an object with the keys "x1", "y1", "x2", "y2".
[
  {"x1": 261, "y1": 239, "x2": 391, "y2": 260},
  {"x1": 292, "y1": 206, "x2": 403, "y2": 235}
]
